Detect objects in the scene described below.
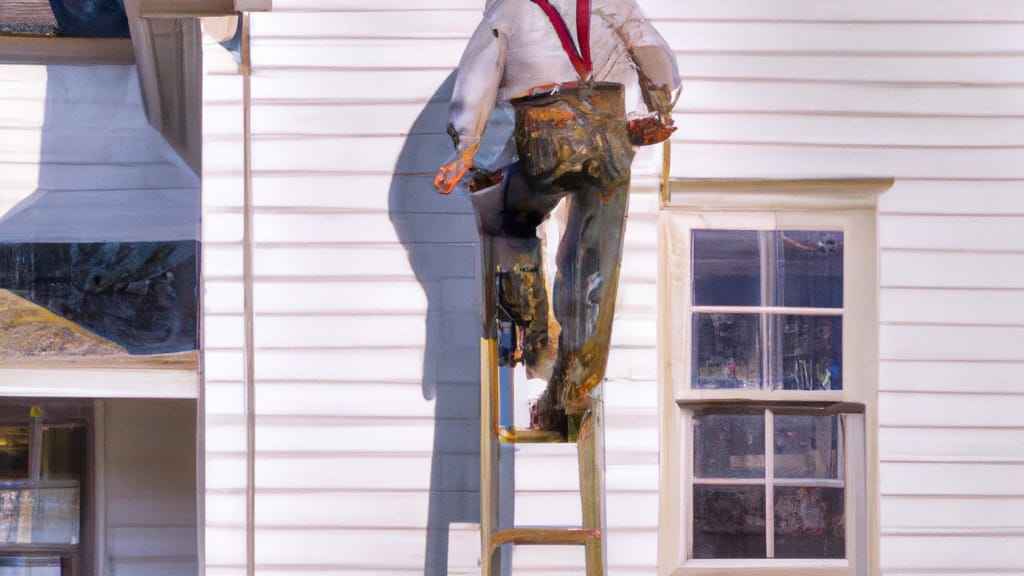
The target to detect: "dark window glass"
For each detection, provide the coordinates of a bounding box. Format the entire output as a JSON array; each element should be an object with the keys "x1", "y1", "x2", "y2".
[
  {"x1": 693, "y1": 485, "x2": 767, "y2": 559},
  {"x1": 775, "y1": 315, "x2": 843, "y2": 391},
  {"x1": 776, "y1": 231, "x2": 844, "y2": 308},
  {"x1": 692, "y1": 313, "x2": 761, "y2": 389},
  {"x1": 0, "y1": 428, "x2": 29, "y2": 479},
  {"x1": 692, "y1": 230, "x2": 761, "y2": 307},
  {"x1": 774, "y1": 487, "x2": 845, "y2": 558},
  {"x1": 774, "y1": 415, "x2": 840, "y2": 479},
  {"x1": 694, "y1": 413, "x2": 765, "y2": 479}
]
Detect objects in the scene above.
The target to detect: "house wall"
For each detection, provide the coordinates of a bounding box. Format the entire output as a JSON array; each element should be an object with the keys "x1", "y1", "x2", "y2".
[
  {"x1": 201, "y1": 0, "x2": 1023, "y2": 575},
  {"x1": 655, "y1": 1, "x2": 1024, "y2": 574},
  {"x1": 100, "y1": 399, "x2": 198, "y2": 576}
]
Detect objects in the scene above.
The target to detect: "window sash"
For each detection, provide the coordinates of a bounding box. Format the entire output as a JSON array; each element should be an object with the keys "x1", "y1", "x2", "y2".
[{"x1": 690, "y1": 408, "x2": 849, "y2": 560}]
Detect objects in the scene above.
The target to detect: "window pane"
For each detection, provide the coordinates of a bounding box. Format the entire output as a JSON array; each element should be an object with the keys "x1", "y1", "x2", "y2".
[
  {"x1": 774, "y1": 414, "x2": 840, "y2": 479},
  {"x1": 776, "y1": 231, "x2": 843, "y2": 308},
  {"x1": 774, "y1": 487, "x2": 845, "y2": 558},
  {"x1": 0, "y1": 428, "x2": 29, "y2": 479},
  {"x1": 693, "y1": 485, "x2": 766, "y2": 558},
  {"x1": 775, "y1": 315, "x2": 842, "y2": 391},
  {"x1": 694, "y1": 413, "x2": 765, "y2": 479},
  {"x1": 692, "y1": 230, "x2": 761, "y2": 306},
  {"x1": 693, "y1": 313, "x2": 761, "y2": 389}
]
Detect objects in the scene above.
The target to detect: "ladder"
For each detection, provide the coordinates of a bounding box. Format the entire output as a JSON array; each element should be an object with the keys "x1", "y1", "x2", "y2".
[{"x1": 479, "y1": 337, "x2": 607, "y2": 575}]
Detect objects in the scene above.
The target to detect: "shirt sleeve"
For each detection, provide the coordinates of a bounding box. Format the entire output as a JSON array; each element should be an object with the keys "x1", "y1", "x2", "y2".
[
  {"x1": 604, "y1": 0, "x2": 681, "y2": 115},
  {"x1": 447, "y1": 20, "x2": 508, "y2": 156}
]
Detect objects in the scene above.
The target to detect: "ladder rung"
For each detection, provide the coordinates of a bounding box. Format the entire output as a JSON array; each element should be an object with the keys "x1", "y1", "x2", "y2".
[{"x1": 490, "y1": 527, "x2": 601, "y2": 549}]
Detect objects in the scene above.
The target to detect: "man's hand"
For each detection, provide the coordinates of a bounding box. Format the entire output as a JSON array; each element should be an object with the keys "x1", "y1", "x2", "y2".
[
  {"x1": 434, "y1": 143, "x2": 479, "y2": 195},
  {"x1": 434, "y1": 157, "x2": 471, "y2": 195},
  {"x1": 627, "y1": 113, "x2": 676, "y2": 146}
]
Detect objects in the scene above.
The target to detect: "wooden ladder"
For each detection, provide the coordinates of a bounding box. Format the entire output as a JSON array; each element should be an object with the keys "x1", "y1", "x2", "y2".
[{"x1": 479, "y1": 338, "x2": 607, "y2": 575}]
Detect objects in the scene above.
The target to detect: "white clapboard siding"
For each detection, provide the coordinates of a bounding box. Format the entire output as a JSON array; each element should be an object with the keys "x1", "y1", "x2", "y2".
[
  {"x1": 656, "y1": 2, "x2": 1024, "y2": 575},
  {"x1": 209, "y1": 2, "x2": 1024, "y2": 576},
  {"x1": 241, "y1": 3, "x2": 667, "y2": 574},
  {"x1": 201, "y1": 35, "x2": 250, "y2": 576}
]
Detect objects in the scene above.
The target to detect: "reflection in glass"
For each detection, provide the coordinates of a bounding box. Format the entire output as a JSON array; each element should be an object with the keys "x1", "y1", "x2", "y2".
[
  {"x1": 693, "y1": 313, "x2": 761, "y2": 389},
  {"x1": 692, "y1": 230, "x2": 761, "y2": 307},
  {"x1": 693, "y1": 485, "x2": 766, "y2": 559},
  {"x1": 776, "y1": 315, "x2": 842, "y2": 391},
  {"x1": 777, "y1": 231, "x2": 844, "y2": 309},
  {"x1": 774, "y1": 486, "x2": 845, "y2": 558},
  {"x1": 694, "y1": 414, "x2": 765, "y2": 479},
  {"x1": 774, "y1": 415, "x2": 840, "y2": 479},
  {"x1": 0, "y1": 429, "x2": 29, "y2": 479},
  {"x1": 0, "y1": 485, "x2": 80, "y2": 545}
]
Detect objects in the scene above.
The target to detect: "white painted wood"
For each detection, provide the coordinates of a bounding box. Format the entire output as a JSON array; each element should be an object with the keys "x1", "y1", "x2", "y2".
[
  {"x1": 881, "y1": 288, "x2": 1024, "y2": 326},
  {"x1": 103, "y1": 399, "x2": 198, "y2": 576},
  {"x1": 880, "y1": 360, "x2": 1024, "y2": 395},
  {"x1": 199, "y1": 2, "x2": 1024, "y2": 575},
  {"x1": 882, "y1": 249, "x2": 1024, "y2": 290},
  {"x1": 879, "y1": 392, "x2": 1024, "y2": 429}
]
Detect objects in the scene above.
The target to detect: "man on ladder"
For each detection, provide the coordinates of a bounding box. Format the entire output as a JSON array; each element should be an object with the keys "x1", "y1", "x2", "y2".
[{"x1": 434, "y1": 1, "x2": 679, "y2": 573}]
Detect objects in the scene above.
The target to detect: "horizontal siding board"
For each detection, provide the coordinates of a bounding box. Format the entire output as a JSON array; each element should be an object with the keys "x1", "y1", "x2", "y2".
[
  {"x1": 677, "y1": 114, "x2": 1024, "y2": 148},
  {"x1": 881, "y1": 250, "x2": 1024, "y2": 290},
  {"x1": 266, "y1": 0, "x2": 1024, "y2": 22},
  {"x1": 643, "y1": 0, "x2": 1024, "y2": 22},
  {"x1": 251, "y1": 69, "x2": 453, "y2": 102},
  {"x1": 254, "y1": 314, "x2": 431, "y2": 348},
  {"x1": 661, "y1": 22, "x2": 1024, "y2": 53},
  {"x1": 881, "y1": 496, "x2": 1024, "y2": 530},
  {"x1": 253, "y1": 245, "x2": 420, "y2": 278},
  {"x1": 254, "y1": 174, "x2": 473, "y2": 214},
  {"x1": 252, "y1": 211, "x2": 478, "y2": 244},
  {"x1": 880, "y1": 324, "x2": 1024, "y2": 361},
  {"x1": 254, "y1": 453, "x2": 463, "y2": 491},
  {"x1": 880, "y1": 215, "x2": 1024, "y2": 251},
  {"x1": 879, "y1": 180, "x2": 1024, "y2": 215},
  {"x1": 254, "y1": 280, "x2": 426, "y2": 313},
  {"x1": 669, "y1": 144, "x2": 1024, "y2": 180},
  {"x1": 251, "y1": 11, "x2": 478, "y2": 38},
  {"x1": 255, "y1": 491, "x2": 431, "y2": 529},
  {"x1": 675, "y1": 81, "x2": 1024, "y2": 116},
  {"x1": 254, "y1": 421, "x2": 476, "y2": 454},
  {"x1": 253, "y1": 382, "x2": 437, "y2": 418},
  {"x1": 255, "y1": 349, "x2": 477, "y2": 385},
  {"x1": 250, "y1": 134, "x2": 453, "y2": 174},
  {"x1": 879, "y1": 392, "x2": 1024, "y2": 429},
  {"x1": 880, "y1": 427, "x2": 1024, "y2": 462},
  {"x1": 880, "y1": 535, "x2": 1024, "y2": 571},
  {"x1": 250, "y1": 39, "x2": 465, "y2": 70},
  {"x1": 880, "y1": 462, "x2": 1024, "y2": 496},
  {"x1": 880, "y1": 360, "x2": 1024, "y2": 395},
  {"x1": 251, "y1": 102, "x2": 448, "y2": 136},
  {"x1": 678, "y1": 54, "x2": 1024, "y2": 84},
  {"x1": 881, "y1": 288, "x2": 1024, "y2": 326}
]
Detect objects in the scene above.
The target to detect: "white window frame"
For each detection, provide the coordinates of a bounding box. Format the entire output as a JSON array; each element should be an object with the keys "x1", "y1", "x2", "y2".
[{"x1": 658, "y1": 178, "x2": 891, "y2": 576}]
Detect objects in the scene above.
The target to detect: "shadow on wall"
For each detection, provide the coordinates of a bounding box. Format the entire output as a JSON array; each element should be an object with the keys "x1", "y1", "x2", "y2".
[{"x1": 388, "y1": 73, "x2": 485, "y2": 575}]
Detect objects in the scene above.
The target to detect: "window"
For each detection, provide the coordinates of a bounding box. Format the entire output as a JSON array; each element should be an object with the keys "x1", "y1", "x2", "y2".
[
  {"x1": 0, "y1": 401, "x2": 90, "y2": 576},
  {"x1": 659, "y1": 179, "x2": 889, "y2": 576}
]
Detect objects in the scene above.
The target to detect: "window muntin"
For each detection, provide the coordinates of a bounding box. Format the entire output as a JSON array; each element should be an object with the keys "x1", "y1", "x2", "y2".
[
  {"x1": 660, "y1": 184, "x2": 886, "y2": 576},
  {"x1": 692, "y1": 410, "x2": 846, "y2": 561},
  {"x1": 691, "y1": 230, "x2": 844, "y2": 392}
]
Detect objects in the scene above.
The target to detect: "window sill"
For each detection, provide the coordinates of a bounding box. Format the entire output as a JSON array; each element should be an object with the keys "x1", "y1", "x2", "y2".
[{"x1": 673, "y1": 558, "x2": 852, "y2": 576}]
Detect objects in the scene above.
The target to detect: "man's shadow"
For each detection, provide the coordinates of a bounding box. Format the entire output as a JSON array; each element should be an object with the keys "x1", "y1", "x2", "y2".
[{"x1": 388, "y1": 73, "x2": 485, "y2": 575}]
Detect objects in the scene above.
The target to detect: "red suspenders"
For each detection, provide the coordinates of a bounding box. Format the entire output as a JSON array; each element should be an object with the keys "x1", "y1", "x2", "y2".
[{"x1": 529, "y1": 0, "x2": 593, "y2": 79}]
